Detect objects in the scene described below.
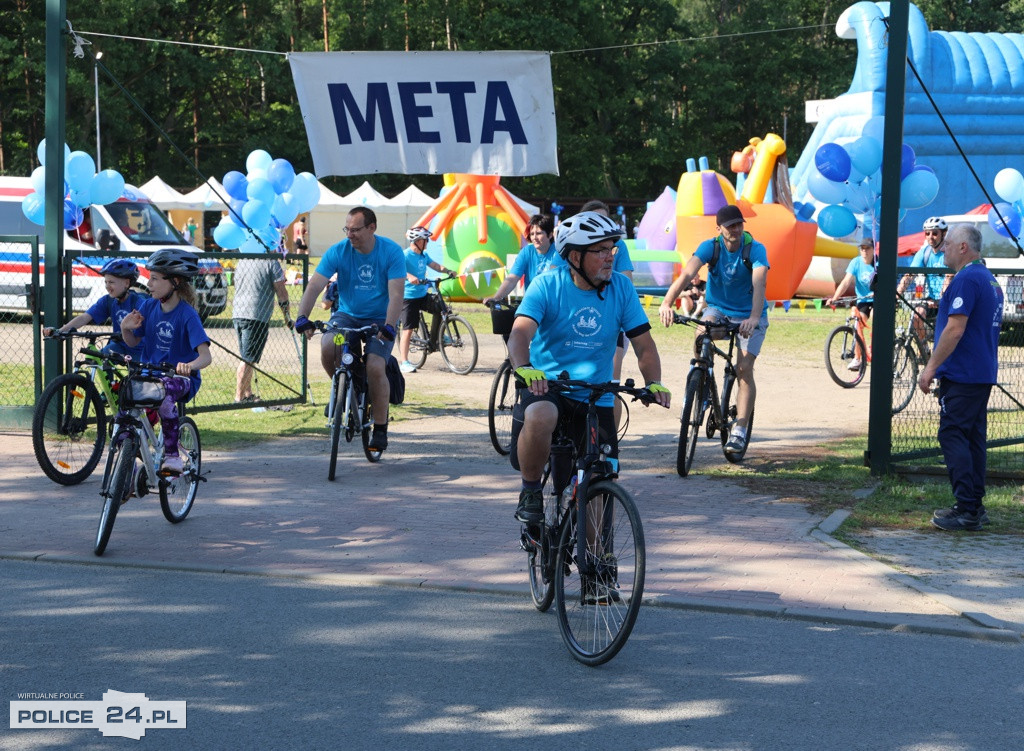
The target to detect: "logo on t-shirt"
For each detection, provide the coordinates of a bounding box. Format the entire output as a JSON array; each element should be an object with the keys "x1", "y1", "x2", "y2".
[
  {"x1": 358, "y1": 264, "x2": 374, "y2": 285},
  {"x1": 952, "y1": 296, "x2": 964, "y2": 310},
  {"x1": 571, "y1": 307, "x2": 602, "y2": 338}
]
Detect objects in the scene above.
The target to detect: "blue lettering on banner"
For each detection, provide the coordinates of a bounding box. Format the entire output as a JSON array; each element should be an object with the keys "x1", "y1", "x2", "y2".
[{"x1": 326, "y1": 81, "x2": 528, "y2": 146}]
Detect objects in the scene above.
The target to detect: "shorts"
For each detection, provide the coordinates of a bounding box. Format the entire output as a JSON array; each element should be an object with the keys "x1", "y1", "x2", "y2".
[
  {"x1": 702, "y1": 306, "x2": 768, "y2": 356},
  {"x1": 327, "y1": 311, "x2": 394, "y2": 359},
  {"x1": 509, "y1": 390, "x2": 618, "y2": 474},
  {"x1": 855, "y1": 301, "x2": 873, "y2": 317},
  {"x1": 234, "y1": 318, "x2": 270, "y2": 363},
  {"x1": 401, "y1": 296, "x2": 432, "y2": 330}
]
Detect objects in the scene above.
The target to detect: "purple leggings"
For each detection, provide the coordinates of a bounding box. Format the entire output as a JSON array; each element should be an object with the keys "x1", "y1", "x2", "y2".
[{"x1": 159, "y1": 376, "x2": 193, "y2": 454}]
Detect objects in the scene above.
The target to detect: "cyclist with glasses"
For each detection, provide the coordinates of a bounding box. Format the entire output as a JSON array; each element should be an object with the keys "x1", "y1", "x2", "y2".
[
  {"x1": 658, "y1": 204, "x2": 770, "y2": 455},
  {"x1": 397, "y1": 226, "x2": 456, "y2": 373},
  {"x1": 898, "y1": 216, "x2": 953, "y2": 346},
  {"x1": 508, "y1": 211, "x2": 671, "y2": 523},
  {"x1": 294, "y1": 207, "x2": 405, "y2": 452}
]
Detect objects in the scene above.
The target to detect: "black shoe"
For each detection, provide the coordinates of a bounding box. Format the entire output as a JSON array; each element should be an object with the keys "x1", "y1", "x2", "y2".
[
  {"x1": 515, "y1": 488, "x2": 544, "y2": 523},
  {"x1": 368, "y1": 427, "x2": 388, "y2": 451},
  {"x1": 931, "y1": 505, "x2": 983, "y2": 531},
  {"x1": 933, "y1": 504, "x2": 990, "y2": 526}
]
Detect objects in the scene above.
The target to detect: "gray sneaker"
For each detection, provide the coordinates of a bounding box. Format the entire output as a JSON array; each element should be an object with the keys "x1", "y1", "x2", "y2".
[
  {"x1": 931, "y1": 506, "x2": 983, "y2": 531},
  {"x1": 933, "y1": 504, "x2": 989, "y2": 526},
  {"x1": 724, "y1": 432, "x2": 746, "y2": 454},
  {"x1": 515, "y1": 488, "x2": 544, "y2": 523}
]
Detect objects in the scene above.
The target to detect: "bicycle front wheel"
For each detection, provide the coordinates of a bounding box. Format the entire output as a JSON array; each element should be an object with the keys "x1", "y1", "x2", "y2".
[
  {"x1": 95, "y1": 434, "x2": 137, "y2": 556},
  {"x1": 721, "y1": 376, "x2": 754, "y2": 463},
  {"x1": 488, "y1": 360, "x2": 515, "y2": 456},
  {"x1": 677, "y1": 369, "x2": 705, "y2": 477},
  {"x1": 892, "y1": 340, "x2": 919, "y2": 415},
  {"x1": 439, "y1": 315, "x2": 479, "y2": 375},
  {"x1": 33, "y1": 373, "x2": 107, "y2": 485},
  {"x1": 361, "y1": 390, "x2": 382, "y2": 463},
  {"x1": 328, "y1": 374, "x2": 347, "y2": 481},
  {"x1": 555, "y1": 480, "x2": 645, "y2": 666},
  {"x1": 160, "y1": 416, "x2": 201, "y2": 523},
  {"x1": 824, "y1": 326, "x2": 866, "y2": 388},
  {"x1": 527, "y1": 530, "x2": 554, "y2": 612},
  {"x1": 408, "y1": 319, "x2": 430, "y2": 369}
]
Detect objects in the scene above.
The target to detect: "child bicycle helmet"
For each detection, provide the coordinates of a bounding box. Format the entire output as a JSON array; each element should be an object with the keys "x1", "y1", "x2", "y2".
[
  {"x1": 553, "y1": 211, "x2": 624, "y2": 259},
  {"x1": 922, "y1": 217, "x2": 948, "y2": 231},
  {"x1": 406, "y1": 226, "x2": 432, "y2": 242},
  {"x1": 100, "y1": 258, "x2": 141, "y2": 281},
  {"x1": 145, "y1": 248, "x2": 200, "y2": 278}
]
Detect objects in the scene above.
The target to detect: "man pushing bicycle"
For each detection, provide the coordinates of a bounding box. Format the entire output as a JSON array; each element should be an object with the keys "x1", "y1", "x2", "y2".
[
  {"x1": 508, "y1": 211, "x2": 671, "y2": 524},
  {"x1": 658, "y1": 204, "x2": 769, "y2": 455}
]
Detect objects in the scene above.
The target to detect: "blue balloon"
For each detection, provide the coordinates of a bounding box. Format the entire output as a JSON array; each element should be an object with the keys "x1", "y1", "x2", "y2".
[
  {"x1": 807, "y1": 170, "x2": 848, "y2": 204},
  {"x1": 290, "y1": 172, "x2": 321, "y2": 213},
  {"x1": 36, "y1": 139, "x2": 71, "y2": 167},
  {"x1": 21, "y1": 192, "x2": 45, "y2": 225},
  {"x1": 246, "y1": 149, "x2": 273, "y2": 174},
  {"x1": 846, "y1": 136, "x2": 883, "y2": 177},
  {"x1": 246, "y1": 177, "x2": 276, "y2": 206},
  {"x1": 65, "y1": 151, "x2": 96, "y2": 192},
  {"x1": 223, "y1": 171, "x2": 249, "y2": 201},
  {"x1": 988, "y1": 203, "x2": 1022, "y2": 239},
  {"x1": 814, "y1": 143, "x2": 852, "y2": 182},
  {"x1": 30, "y1": 166, "x2": 46, "y2": 195},
  {"x1": 900, "y1": 167, "x2": 939, "y2": 209},
  {"x1": 817, "y1": 204, "x2": 858, "y2": 238},
  {"x1": 268, "y1": 158, "x2": 295, "y2": 194},
  {"x1": 69, "y1": 186, "x2": 92, "y2": 208},
  {"x1": 213, "y1": 219, "x2": 246, "y2": 250},
  {"x1": 271, "y1": 192, "x2": 299, "y2": 227},
  {"x1": 227, "y1": 198, "x2": 248, "y2": 226},
  {"x1": 844, "y1": 181, "x2": 874, "y2": 214},
  {"x1": 63, "y1": 198, "x2": 83, "y2": 230},
  {"x1": 900, "y1": 144, "x2": 916, "y2": 180},
  {"x1": 238, "y1": 231, "x2": 264, "y2": 254},
  {"x1": 90, "y1": 169, "x2": 125, "y2": 205},
  {"x1": 241, "y1": 199, "x2": 271, "y2": 229}
]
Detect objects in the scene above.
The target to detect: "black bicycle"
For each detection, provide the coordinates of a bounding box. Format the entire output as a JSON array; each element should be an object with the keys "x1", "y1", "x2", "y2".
[
  {"x1": 406, "y1": 274, "x2": 479, "y2": 375},
  {"x1": 315, "y1": 321, "x2": 382, "y2": 477},
  {"x1": 672, "y1": 313, "x2": 753, "y2": 476},
  {"x1": 520, "y1": 374, "x2": 661, "y2": 666},
  {"x1": 485, "y1": 300, "x2": 519, "y2": 456}
]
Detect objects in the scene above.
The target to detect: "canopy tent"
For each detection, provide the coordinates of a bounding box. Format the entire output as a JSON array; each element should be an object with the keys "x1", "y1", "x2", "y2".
[{"x1": 138, "y1": 176, "x2": 194, "y2": 209}]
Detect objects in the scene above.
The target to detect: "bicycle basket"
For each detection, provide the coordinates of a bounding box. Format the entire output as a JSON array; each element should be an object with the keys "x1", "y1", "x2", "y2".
[
  {"x1": 490, "y1": 302, "x2": 519, "y2": 335},
  {"x1": 122, "y1": 376, "x2": 166, "y2": 408}
]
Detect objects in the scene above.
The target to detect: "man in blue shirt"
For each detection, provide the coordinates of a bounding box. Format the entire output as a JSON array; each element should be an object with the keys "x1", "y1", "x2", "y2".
[
  {"x1": 898, "y1": 216, "x2": 952, "y2": 348},
  {"x1": 507, "y1": 211, "x2": 671, "y2": 525},
  {"x1": 658, "y1": 204, "x2": 770, "y2": 455},
  {"x1": 294, "y1": 207, "x2": 406, "y2": 451},
  {"x1": 919, "y1": 224, "x2": 1003, "y2": 531}
]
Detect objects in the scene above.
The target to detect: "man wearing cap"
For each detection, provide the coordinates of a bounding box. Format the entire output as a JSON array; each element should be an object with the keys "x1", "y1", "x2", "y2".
[{"x1": 658, "y1": 204, "x2": 770, "y2": 455}]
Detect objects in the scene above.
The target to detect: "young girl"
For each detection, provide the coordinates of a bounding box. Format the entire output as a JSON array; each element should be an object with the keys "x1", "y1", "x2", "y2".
[
  {"x1": 43, "y1": 258, "x2": 147, "y2": 358},
  {"x1": 120, "y1": 249, "x2": 212, "y2": 475}
]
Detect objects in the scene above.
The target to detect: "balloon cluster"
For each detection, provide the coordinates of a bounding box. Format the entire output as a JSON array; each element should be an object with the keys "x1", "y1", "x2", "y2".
[
  {"x1": 21, "y1": 140, "x2": 126, "y2": 230},
  {"x1": 987, "y1": 168, "x2": 1024, "y2": 240},
  {"x1": 212, "y1": 149, "x2": 320, "y2": 253},
  {"x1": 807, "y1": 138, "x2": 939, "y2": 239}
]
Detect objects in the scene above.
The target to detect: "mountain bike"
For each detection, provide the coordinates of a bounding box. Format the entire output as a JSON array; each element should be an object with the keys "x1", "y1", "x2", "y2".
[
  {"x1": 315, "y1": 321, "x2": 382, "y2": 478},
  {"x1": 406, "y1": 274, "x2": 479, "y2": 375},
  {"x1": 672, "y1": 314, "x2": 753, "y2": 476},
  {"x1": 95, "y1": 354, "x2": 202, "y2": 556},
  {"x1": 33, "y1": 330, "x2": 127, "y2": 485},
  {"x1": 485, "y1": 300, "x2": 519, "y2": 456},
  {"x1": 520, "y1": 374, "x2": 660, "y2": 666}
]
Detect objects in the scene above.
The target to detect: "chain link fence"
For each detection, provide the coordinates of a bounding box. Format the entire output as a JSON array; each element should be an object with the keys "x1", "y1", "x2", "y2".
[{"x1": 0, "y1": 239, "x2": 310, "y2": 429}]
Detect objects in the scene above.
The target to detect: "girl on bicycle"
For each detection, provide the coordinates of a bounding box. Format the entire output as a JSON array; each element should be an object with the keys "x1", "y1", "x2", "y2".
[
  {"x1": 119, "y1": 249, "x2": 211, "y2": 475},
  {"x1": 43, "y1": 258, "x2": 146, "y2": 358}
]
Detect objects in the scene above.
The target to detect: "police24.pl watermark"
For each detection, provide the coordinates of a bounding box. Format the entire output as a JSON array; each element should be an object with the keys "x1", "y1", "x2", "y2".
[{"x1": 11, "y1": 690, "x2": 186, "y2": 739}]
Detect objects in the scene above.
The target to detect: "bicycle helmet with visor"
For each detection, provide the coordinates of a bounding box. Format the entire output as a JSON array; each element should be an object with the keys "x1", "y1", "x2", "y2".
[
  {"x1": 145, "y1": 248, "x2": 200, "y2": 278},
  {"x1": 100, "y1": 258, "x2": 140, "y2": 282},
  {"x1": 553, "y1": 211, "x2": 625, "y2": 259},
  {"x1": 405, "y1": 226, "x2": 432, "y2": 242},
  {"x1": 922, "y1": 216, "x2": 948, "y2": 232}
]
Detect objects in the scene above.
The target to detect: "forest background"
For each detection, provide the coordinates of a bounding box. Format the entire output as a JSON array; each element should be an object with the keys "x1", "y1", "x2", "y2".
[{"x1": 1, "y1": 0, "x2": 1022, "y2": 206}]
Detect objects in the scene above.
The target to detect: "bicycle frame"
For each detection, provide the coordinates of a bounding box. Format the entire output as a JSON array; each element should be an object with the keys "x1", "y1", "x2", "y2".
[
  {"x1": 690, "y1": 325, "x2": 740, "y2": 436},
  {"x1": 101, "y1": 407, "x2": 164, "y2": 496},
  {"x1": 419, "y1": 277, "x2": 455, "y2": 353}
]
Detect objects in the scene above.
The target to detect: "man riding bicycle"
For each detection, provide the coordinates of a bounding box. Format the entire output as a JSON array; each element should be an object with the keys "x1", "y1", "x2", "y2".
[
  {"x1": 658, "y1": 203, "x2": 769, "y2": 455},
  {"x1": 508, "y1": 211, "x2": 671, "y2": 523},
  {"x1": 897, "y1": 216, "x2": 952, "y2": 348},
  {"x1": 294, "y1": 207, "x2": 406, "y2": 452}
]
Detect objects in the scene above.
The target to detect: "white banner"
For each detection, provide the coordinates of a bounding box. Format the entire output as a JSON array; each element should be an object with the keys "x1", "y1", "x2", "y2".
[{"x1": 289, "y1": 51, "x2": 559, "y2": 177}]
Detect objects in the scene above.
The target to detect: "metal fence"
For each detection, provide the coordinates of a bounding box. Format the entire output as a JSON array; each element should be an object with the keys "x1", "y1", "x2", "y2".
[
  {"x1": 890, "y1": 267, "x2": 1024, "y2": 478},
  {"x1": 0, "y1": 237, "x2": 310, "y2": 429}
]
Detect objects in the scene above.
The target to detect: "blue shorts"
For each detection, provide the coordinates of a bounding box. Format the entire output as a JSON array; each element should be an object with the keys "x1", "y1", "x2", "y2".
[
  {"x1": 327, "y1": 311, "x2": 394, "y2": 359},
  {"x1": 703, "y1": 306, "x2": 768, "y2": 356}
]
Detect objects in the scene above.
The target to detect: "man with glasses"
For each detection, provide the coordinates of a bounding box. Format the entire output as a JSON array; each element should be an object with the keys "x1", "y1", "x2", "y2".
[
  {"x1": 898, "y1": 216, "x2": 951, "y2": 348},
  {"x1": 294, "y1": 207, "x2": 405, "y2": 451},
  {"x1": 658, "y1": 203, "x2": 769, "y2": 456}
]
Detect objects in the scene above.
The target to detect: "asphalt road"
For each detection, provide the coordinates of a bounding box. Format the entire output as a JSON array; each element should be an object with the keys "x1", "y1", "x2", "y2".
[{"x1": 3, "y1": 558, "x2": 1022, "y2": 751}]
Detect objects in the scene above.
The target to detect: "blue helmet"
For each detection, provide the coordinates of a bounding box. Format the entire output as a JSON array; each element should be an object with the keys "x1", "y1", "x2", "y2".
[{"x1": 100, "y1": 258, "x2": 140, "y2": 282}]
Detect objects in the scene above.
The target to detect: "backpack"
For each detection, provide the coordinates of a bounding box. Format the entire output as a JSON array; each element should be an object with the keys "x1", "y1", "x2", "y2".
[
  {"x1": 708, "y1": 232, "x2": 754, "y2": 273},
  {"x1": 385, "y1": 355, "x2": 406, "y2": 405}
]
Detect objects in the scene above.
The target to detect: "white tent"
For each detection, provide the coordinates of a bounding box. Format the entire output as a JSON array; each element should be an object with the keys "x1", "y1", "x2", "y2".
[
  {"x1": 138, "y1": 176, "x2": 193, "y2": 210},
  {"x1": 181, "y1": 177, "x2": 230, "y2": 211},
  {"x1": 387, "y1": 184, "x2": 435, "y2": 208}
]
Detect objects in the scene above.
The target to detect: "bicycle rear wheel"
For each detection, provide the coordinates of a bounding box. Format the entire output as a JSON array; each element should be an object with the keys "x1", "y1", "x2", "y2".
[
  {"x1": 488, "y1": 360, "x2": 515, "y2": 455},
  {"x1": 95, "y1": 434, "x2": 137, "y2": 556},
  {"x1": 555, "y1": 480, "x2": 645, "y2": 666},
  {"x1": 408, "y1": 319, "x2": 430, "y2": 369},
  {"x1": 720, "y1": 375, "x2": 754, "y2": 463},
  {"x1": 361, "y1": 389, "x2": 382, "y2": 463},
  {"x1": 439, "y1": 315, "x2": 479, "y2": 375},
  {"x1": 328, "y1": 374, "x2": 347, "y2": 481},
  {"x1": 677, "y1": 369, "x2": 705, "y2": 477},
  {"x1": 160, "y1": 416, "x2": 201, "y2": 523},
  {"x1": 891, "y1": 340, "x2": 919, "y2": 414},
  {"x1": 526, "y1": 526, "x2": 554, "y2": 612},
  {"x1": 824, "y1": 326, "x2": 866, "y2": 387},
  {"x1": 33, "y1": 373, "x2": 107, "y2": 485}
]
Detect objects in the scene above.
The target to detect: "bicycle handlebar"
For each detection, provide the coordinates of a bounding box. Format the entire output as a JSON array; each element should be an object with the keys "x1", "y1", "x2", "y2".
[
  {"x1": 44, "y1": 329, "x2": 122, "y2": 344},
  {"x1": 312, "y1": 320, "x2": 380, "y2": 340},
  {"x1": 529, "y1": 372, "x2": 662, "y2": 407},
  {"x1": 484, "y1": 298, "x2": 519, "y2": 311},
  {"x1": 671, "y1": 313, "x2": 741, "y2": 333}
]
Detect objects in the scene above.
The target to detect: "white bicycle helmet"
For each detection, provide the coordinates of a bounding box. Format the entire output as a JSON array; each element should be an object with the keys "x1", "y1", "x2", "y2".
[
  {"x1": 405, "y1": 226, "x2": 432, "y2": 242},
  {"x1": 922, "y1": 216, "x2": 948, "y2": 232},
  {"x1": 554, "y1": 211, "x2": 625, "y2": 259}
]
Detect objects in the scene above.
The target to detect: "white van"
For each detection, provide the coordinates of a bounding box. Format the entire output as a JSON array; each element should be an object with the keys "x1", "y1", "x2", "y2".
[
  {"x1": 0, "y1": 176, "x2": 227, "y2": 320},
  {"x1": 942, "y1": 212, "x2": 1024, "y2": 327}
]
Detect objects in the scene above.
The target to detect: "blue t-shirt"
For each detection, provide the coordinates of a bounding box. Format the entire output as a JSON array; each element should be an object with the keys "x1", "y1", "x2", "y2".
[
  {"x1": 86, "y1": 290, "x2": 147, "y2": 357},
  {"x1": 315, "y1": 236, "x2": 406, "y2": 319},
  {"x1": 509, "y1": 244, "x2": 558, "y2": 289},
  {"x1": 934, "y1": 262, "x2": 1003, "y2": 384},
  {"x1": 403, "y1": 248, "x2": 431, "y2": 300},
  {"x1": 549, "y1": 239, "x2": 633, "y2": 274},
  {"x1": 907, "y1": 243, "x2": 947, "y2": 299},
  {"x1": 516, "y1": 267, "x2": 650, "y2": 406},
  {"x1": 694, "y1": 235, "x2": 770, "y2": 321},
  {"x1": 130, "y1": 297, "x2": 210, "y2": 396},
  {"x1": 845, "y1": 256, "x2": 875, "y2": 303}
]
